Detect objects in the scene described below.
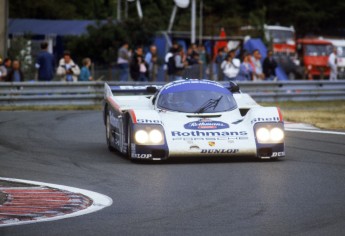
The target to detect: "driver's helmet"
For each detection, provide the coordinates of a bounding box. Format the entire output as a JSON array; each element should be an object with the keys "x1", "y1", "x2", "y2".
[{"x1": 167, "y1": 92, "x2": 186, "y2": 107}]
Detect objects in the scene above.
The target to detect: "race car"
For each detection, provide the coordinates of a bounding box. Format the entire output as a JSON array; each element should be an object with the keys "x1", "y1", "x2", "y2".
[{"x1": 103, "y1": 79, "x2": 285, "y2": 161}]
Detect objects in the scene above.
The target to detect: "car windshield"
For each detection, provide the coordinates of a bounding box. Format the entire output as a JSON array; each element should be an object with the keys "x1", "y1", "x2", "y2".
[
  {"x1": 305, "y1": 44, "x2": 333, "y2": 56},
  {"x1": 336, "y1": 46, "x2": 345, "y2": 57},
  {"x1": 269, "y1": 29, "x2": 294, "y2": 43},
  {"x1": 157, "y1": 82, "x2": 237, "y2": 113}
]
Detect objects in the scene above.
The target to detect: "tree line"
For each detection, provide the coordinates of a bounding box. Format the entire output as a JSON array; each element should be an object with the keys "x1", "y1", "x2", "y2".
[{"x1": 8, "y1": 0, "x2": 345, "y2": 65}]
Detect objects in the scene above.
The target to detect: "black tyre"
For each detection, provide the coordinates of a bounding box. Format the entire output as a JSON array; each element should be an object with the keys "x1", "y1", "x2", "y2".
[
  {"x1": 106, "y1": 111, "x2": 116, "y2": 152},
  {"x1": 127, "y1": 119, "x2": 133, "y2": 159}
]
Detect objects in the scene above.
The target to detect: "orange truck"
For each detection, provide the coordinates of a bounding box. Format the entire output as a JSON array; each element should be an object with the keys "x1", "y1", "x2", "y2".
[{"x1": 297, "y1": 38, "x2": 333, "y2": 80}]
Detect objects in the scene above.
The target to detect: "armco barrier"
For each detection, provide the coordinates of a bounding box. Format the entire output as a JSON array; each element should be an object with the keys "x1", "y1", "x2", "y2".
[{"x1": 0, "y1": 80, "x2": 344, "y2": 106}]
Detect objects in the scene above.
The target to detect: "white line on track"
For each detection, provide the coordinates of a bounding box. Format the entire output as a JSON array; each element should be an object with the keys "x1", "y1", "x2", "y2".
[
  {"x1": 286, "y1": 128, "x2": 345, "y2": 136},
  {"x1": 0, "y1": 177, "x2": 113, "y2": 227}
]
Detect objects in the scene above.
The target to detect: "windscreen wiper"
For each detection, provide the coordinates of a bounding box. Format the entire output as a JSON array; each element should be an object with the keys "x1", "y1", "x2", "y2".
[{"x1": 194, "y1": 96, "x2": 223, "y2": 113}]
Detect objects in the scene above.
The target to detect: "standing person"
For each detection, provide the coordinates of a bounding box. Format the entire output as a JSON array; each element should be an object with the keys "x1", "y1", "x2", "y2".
[
  {"x1": 236, "y1": 52, "x2": 253, "y2": 81},
  {"x1": 0, "y1": 58, "x2": 12, "y2": 81},
  {"x1": 117, "y1": 42, "x2": 131, "y2": 81},
  {"x1": 165, "y1": 42, "x2": 179, "y2": 81},
  {"x1": 328, "y1": 47, "x2": 338, "y2": 81},
  {"x1": 220, "y1": 49, "x2": 240, "y2": 81},
  {"x1": 214, "y1": 47, "x2": 228, "y2": 81},
  {"x1": 79, "y1": 58, "x2": 93, "y2": 81},
  {"x1": 6, "y1": 60, "x2": 24, "y2": 82},
  {"x1": 251, "y1": 49, "x2": 265, "y2": 81},
  {"x1": 56, "y1": 51, "x2": 80, "y2": 82},
  {"x1": 263, "y1": 49, "x2": 278, "y2": 80},
  {"x1": 198, "y1": 45, "x2": 208, "y2": 79},
  {"x1": 130, "y1": 46, "x2": 149, "y2": 81},
  {"x1": 172, "y1": 45, "x2": 187, "y2": 81},
  {"x1": 145, "y1": 45, "x2": 159, "y2": 81},
  {"x1": 35, "y1": 41, "x2": 55, "y2": 81}
]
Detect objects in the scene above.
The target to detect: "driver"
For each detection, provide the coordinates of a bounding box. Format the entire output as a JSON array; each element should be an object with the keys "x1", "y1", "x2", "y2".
[{"x1": 167, "y1": 92, "x2": 193, "y2": 111}]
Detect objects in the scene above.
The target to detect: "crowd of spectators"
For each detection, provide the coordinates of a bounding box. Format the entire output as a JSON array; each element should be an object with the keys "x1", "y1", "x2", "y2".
[{"x1": 0, "y1": 41, "x2": 279, "y2": 83}]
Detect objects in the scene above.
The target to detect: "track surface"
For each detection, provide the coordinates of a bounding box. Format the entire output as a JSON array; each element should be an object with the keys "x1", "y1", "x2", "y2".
[{"x1": 0, "y1": 111, "x2": 344, "y2": 235}]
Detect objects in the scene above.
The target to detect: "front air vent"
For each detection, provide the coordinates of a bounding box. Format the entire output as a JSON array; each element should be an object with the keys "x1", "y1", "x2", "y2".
[{"x1": 187, "y1": 114, "x2": 221, "y2": 118}]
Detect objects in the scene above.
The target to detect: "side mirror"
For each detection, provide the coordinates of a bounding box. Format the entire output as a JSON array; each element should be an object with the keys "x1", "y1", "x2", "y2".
[
  {"x1": 146, "y1": 86, "x2": 157, "y2": 94},
  {"x1": 229, "y1": 81, "x2": 240, "y2": 93}
]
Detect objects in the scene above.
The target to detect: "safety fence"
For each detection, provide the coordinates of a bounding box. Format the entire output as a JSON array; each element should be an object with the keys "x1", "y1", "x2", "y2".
[{"x1": 0, "y1": 80, "x2": 344, "y2": 107}]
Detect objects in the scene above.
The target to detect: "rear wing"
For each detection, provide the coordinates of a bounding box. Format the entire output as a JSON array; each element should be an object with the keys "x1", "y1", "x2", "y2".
[
  {"x1": 104, "y1": 83, "x2": 162, "y2": 99},
  {"x1": 104, "y1": 80, "x2": 241, "y2": 99}
]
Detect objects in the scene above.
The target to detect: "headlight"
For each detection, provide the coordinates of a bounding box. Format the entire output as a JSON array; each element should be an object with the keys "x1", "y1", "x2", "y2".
[
  {"x1": 270, "y1": 127, "x2": 284, "y2": 142},
  {"x1": 133, "y1": 125, "x2": 165, "y2": 145},
  {"x1": 255, "y1": 125, "x2": 284, "y2": 143},
  {"x1": 149, "y1": 129, "x2": 163, "y2": 144},
  {"x1": 135, "y1": 130, "x2": 149, "y2": 144},
  {"x1": 256, "y1": 128, "x2": 270, "y2": 142}
]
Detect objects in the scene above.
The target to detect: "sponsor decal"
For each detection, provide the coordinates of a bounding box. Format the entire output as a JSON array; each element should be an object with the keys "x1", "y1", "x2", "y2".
[
  {"x1": 201, "y1": 149, "x2": 239, "y2": 154},
  {"x1": 251, "y1": 117, "x2": 280, "y2": 124},
  {"x1": 272, "y1": 152, "x2": 285, "y2": 157},
  {"x1": 137, "y1": 119, "x2": 162, "y2": 124},
  {"x1": 171, "y1": 130, "x2": 247, "y2": 137},
  {"x1": 172, "y1": 137, "x2": 247, "y2": 141},
  {"x1": 133, "y1": 154, "x2": 152, "y2": 159},
  {"x1": 184, "y1": 119, "x2": 229, "y2": 130},
  {"x1": 208, "y1": 141, "x2": 216, "y2": 147}
]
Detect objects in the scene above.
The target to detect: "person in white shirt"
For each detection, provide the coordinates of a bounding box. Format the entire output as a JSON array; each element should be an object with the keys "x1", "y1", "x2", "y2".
[
  {"x1": 328, "y1": 47, "x2": 338, "y2": 81},
  {"x1": 220, "y1": 49, "x2": 240, "y2": 81},
  {"x1": 251, "y1": 49, "x2": 265, "y2": 81},
  {"x1": 56, "y1": 51, "x2": 80, "y2": 82}
]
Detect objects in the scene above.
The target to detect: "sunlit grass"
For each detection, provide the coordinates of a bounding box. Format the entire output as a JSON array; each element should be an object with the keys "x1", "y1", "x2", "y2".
[{"x1": 261, "y1": 101, "x2": 345, "y2": 131}]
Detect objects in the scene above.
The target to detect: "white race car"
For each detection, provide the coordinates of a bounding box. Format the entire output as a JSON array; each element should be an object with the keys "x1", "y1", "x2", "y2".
[{"x1": 103, "y1": 79, "x2": 285, "y2": 161}]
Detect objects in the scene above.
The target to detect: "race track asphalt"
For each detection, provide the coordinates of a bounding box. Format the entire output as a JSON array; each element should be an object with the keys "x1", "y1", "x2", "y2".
[{"x1": 0, "y1": 111, "x2": 345, "y2": 236}]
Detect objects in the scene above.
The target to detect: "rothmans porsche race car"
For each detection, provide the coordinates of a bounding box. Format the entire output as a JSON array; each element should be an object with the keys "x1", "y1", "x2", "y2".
[{"x1": 103, "y1": 79, "x2": 285, "y2": 161}]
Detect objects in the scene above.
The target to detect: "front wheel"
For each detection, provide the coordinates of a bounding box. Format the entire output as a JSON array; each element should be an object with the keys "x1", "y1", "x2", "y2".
[
  {"x1": 106, "y1": 111, "x2": 116, "y2": 152},
  {"x1": 127, "y1": 119, "x2": 133, "y2": 159}
]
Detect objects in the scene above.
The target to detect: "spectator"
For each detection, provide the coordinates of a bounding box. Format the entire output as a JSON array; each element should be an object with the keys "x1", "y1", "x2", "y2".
[
  {"x1": 221, "y1": 49, "x2": 240, "y2": 81},
  {"x1": 215, "y1": 47, "x2": 228, "y2": 81},
  {"x1": 35, "y1": 41, "x2": 55, "y2": 81},
  {"x1": 6, "y1": 60, "x2": 24, "y2": 82},
  {"x1": 145, "y1": 45, "x2": 159, "y2": 81},
  {"x1": 172, "y1": 45, "x2": 187, "y2": 81},
  {"x1": 117, "y1": 42, "x2": 131, "y2": 81},
  {"x1": 186, "y1": 44, "x2": 201, "y2": 66},
  {"x1": 328, "y1": 47, "x2": 338, "y2": 81},
  {"x1": 251, "y1": 49, "x2": 265, "y2": 81},
  {"x1": 263, "y1": 49, "x2": 278, "y2": 80},
  {"x1": 79, "y1": 58, "x2": 93, "y2": 81},
  {"x1": 165, "y1": 42, "x2": 179, "y2": 81},
  {"x1": 198, "y1": 45, "x2": 208, "y2": 79},
  {"x1": 0, "y1": 58, "x2": 12, "y2": 81},
  {"x1": 130, "y1": 46, "x2": 149, "y2": 81},
  {"x1": 57, "y1": 51, "x2": 80, "y2": 82},
  {"x1": 236, "y1": 52, "x2": 253, "y2": 81}
]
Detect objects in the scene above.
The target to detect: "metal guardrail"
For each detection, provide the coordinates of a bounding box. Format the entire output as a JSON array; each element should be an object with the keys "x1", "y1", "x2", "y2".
[{"x1": 0, "y1": 80, "x2": 345, "y2": 106}]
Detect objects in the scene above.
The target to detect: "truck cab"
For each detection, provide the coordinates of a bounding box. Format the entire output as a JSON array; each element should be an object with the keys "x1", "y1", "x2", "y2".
[{"x1": 297, "y1": 38, "x2": 333, "y2": 80}]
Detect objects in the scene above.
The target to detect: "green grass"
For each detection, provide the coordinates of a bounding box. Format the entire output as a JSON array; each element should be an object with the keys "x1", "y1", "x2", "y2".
[{"x1": 261, "y1": 100, "x2": 345, "y2": 131}]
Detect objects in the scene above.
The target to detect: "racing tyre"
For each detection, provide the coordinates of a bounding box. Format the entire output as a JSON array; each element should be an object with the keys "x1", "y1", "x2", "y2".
[
  {"x1": 106, "y1": 111, "x2": 116, "y2": 152},
  {"x1": 127, "y1": 119, "x2": 133, "y2": 159}
]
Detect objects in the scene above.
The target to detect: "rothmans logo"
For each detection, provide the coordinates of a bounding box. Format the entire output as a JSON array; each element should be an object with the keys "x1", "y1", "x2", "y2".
[{"x1": 184, "y1": 119, "x2": 229, "y2": 130}]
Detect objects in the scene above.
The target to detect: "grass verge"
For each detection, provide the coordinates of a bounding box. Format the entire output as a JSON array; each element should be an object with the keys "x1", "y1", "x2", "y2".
[{"x1": 261, "y1": 100, "x2": 345, "y2": 131}]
